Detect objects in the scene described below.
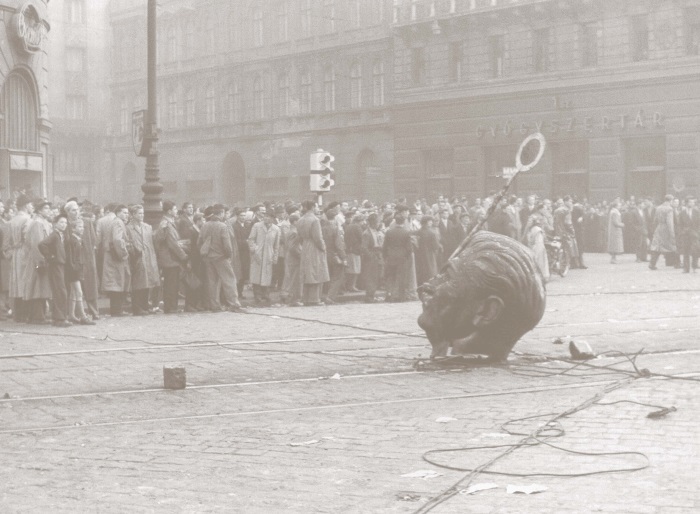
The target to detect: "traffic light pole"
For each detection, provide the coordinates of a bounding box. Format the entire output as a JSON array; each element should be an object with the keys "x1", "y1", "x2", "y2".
[
  {"x1": 141, "y1": 0, "x2": 163, "y2": 226},
  {"x1": 317, "y1": 192, "x2": 323, "y2": 207}
]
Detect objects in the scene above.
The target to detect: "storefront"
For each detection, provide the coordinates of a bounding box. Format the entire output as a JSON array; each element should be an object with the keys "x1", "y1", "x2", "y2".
[
  {"x1": 0, "y1": 1, "x2": 51, "y2": 199},
  {"x1": 394, "y1": 76, "x2": 700, "y2": 203}
]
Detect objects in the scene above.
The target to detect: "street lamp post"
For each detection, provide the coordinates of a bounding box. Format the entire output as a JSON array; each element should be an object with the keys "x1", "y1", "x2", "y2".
[{"x1": 141, "y1": 0, "x2": 163, "y2": 226}]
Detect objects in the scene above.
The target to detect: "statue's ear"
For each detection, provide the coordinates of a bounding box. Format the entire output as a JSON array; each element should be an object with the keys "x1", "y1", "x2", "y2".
[{"x1": 473, "y1": 295, "x2": 504, "y2": 327}]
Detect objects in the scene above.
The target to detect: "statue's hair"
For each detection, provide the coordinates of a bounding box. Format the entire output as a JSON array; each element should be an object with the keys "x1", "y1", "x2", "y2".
[{"x1": 454, "y1": 232, "x2": 545, "y2": 332}]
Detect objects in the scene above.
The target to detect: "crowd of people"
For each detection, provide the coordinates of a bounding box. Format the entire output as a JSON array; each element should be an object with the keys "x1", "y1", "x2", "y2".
[{"x1": 0, "y1": 189, "x2": 697, "y2": 327}]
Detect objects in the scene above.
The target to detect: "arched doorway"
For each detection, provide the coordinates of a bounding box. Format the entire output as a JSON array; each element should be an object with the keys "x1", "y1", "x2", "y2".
[{"x1": 221, "y1": 151, "x2": 246, "y2": 205}]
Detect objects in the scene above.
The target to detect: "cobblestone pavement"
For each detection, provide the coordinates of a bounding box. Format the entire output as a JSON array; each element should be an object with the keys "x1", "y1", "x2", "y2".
[{"x1": 0, "y1": 253, "x2": 698, "y2": 513}]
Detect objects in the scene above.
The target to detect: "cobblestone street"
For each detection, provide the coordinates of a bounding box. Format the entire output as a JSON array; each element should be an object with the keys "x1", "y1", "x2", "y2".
[{"x1": 1, "y1": 253, "x2": 698, "y2": 513}]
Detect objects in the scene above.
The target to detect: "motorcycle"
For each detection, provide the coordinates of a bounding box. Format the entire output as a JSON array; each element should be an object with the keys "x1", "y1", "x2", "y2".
[{"x1": 545, "y1": 235, "x2": 571, "y2": 277}]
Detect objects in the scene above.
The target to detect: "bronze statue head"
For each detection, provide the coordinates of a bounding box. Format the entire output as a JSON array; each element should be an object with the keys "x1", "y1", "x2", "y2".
[{"x1": 417, "y1": 232, "x2": 546, "y2": 361}]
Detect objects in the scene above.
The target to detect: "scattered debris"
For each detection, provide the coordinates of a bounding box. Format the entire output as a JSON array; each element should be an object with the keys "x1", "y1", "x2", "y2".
[
  {"x1": 647, "y1": 406, "x2": 676, "y2": 419},
  {"x1": 482, "y1": 433, "x2": 511, "y2": 438},
  {"x1": 2, "y1": 393, "x2": 9, "y2": 399},
  {"x1": 507, "y1": 484, "x2": 548, "y2": 495},
  {"x1": 553, "y1": 335, "x2": 572, "y2": 345},
  {"x1": 569, "y1": 340, "x2": 595, "y2": 360},
  {"x1": 461, "y1": 483, "x2": 499, "y2": 495},
  {"x1": 396, "y1": 492, "x2": 422, "y2": 502},
  {"x1": 401, "y1": 470, "x2": 444, "y2": 479},
  {"x1": 330, "y1": 373, "x2": 341, "y2": 380},
  {"x1": 435, "y1": 417, "x2": 458, "y2": 423},
  {"x1": 289, "y1": 439, "x2": 320, "y2": 447},
  {"x1": 163, "y1": 367, "x2": 186, "y2": 390}
]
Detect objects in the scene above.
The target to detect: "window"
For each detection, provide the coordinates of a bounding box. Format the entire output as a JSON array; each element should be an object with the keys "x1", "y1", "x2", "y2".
[
  {"x1": 278, "y1": 73, "x2": 290, "y2": 117},
  {"x1": 429, "y1": 1, "x2": 436, "y2": 17},
  {"x1": 411, "y1": 0, "x2": 419, "y2": 21},
  {"x1": 449, "y1": 42, "x2": 462, "y2": 82},
  {"x1": 625, "y1": 137, "x2": 666, "y2": 201},
  {"x1": 69, "y1": 0, "x2": 84, "y2": 24},
  {"x1": 350, "y1": 61, "x2": 362, "y2": 109},
  {"x1": 277, "y1": 2, "x2": 289, "y2": 42},
  {"x1": 300, "y1": 0, "x2": 312, "y2": 37},
  {"x1": 253, "y1": 8, "x2": 264, "y2": 47},
  {"x1": 185, "y1": 89, "x2": 195, "y2": 126},
  {"x1": 300, "y1": 68, "x2": 311, "y2": 114},
  {"x1": 350, "y1": 0, "x2": 361, "y2": 28},
  {"x1": 449, "y1": 0, "x2": 456, "y2": 14},
  {"x1": 411, "y1": 47, "x2": 425, "y2": 85},
  {"x1": 227, "y1": 82, "x2": 239, "y2": 123},
  {"x1": 66, "y1": 96, "x2": 85, "y2": 119},
  {"x1": 323, "y1": 0, "x2": 336, "y2": 33},
  {"x1": 533, "y1": 28, "x2": 550, "y2": 72},
  {"x1": 202, "y1": 14, "x2": 214, "y2": 54},
  {"x1": 166, "y1": 25, "x2": 177, "y2": 62},
  {"x1": 580, "y1": 22, "x2": 598, "y2": 68},
  {"x1": 205, "y1": 84, "x2": 216, "y2": 124},
  {"x1": 253, "y1": 75, "x2": 265, "y2": 119},
  {"x1": 183, "y1": 20, "x2": 195, "y2": 59},
  {"x1": 120, "y1": 97, "x2": 128, "y2": 135},
  {"x1": 393, "y1": 0, "x2": 400, "y2": 24},
  {"x1": 66, "y1": 47, "x2": 85, "y2": 72},
  {"x1": 228, "y1": 13, "x2": 237, "y2": 50},
  {"x1": 324, "y1": 66, "x2": 336, "y2": 112},
  {"x1": 424, "y1": 148, "x2": 455, "y2": 198},
  {"x1": 489, "y1": 35, "x2": 504, "y2": 78},
  {"x1": 630, "y1": 15, "x2": 649, "y2": 62},
  {"x1": 375, "y1": 0, "x2": 385, "y2": 23},
  {"x1": 167, "y1": 90, "x2": 178, "y2": 128},
  {"x1": 372, "y1": 60, "x2": 384, "y2": 106}
]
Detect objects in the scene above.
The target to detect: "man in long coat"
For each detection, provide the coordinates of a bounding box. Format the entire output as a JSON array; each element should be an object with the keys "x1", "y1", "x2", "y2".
[
  {"x1": 415, "y1": 215, "x2": 441, "y2": 287},
  {"x1": 3, "y1": 195, "x2": 33, "y2": 322},
  {"x1": 126, "y1": 205, "x2": 160, "y2": 315},
  {"x1": 282, "y1": 212, "x2": 302, "y2": 306},
  {"x1": 248, "y1": 210, "x2": 281, "y2": 305},
  {"x1": 23, "y1": 201, "x2": 53, "y2": 324},
  {"x1": 95, "y1": 203, "x2": 116, "y2": 290},
  {"x1": 383, "y1": 213, "x2": 413, "y2": 303},
  {"x1": 321, "y1": 202, "x2": 346, "y2": 303},
  {"x1": 233, "y1": 209, "x2": 252, "y2": 298},
  {"x1": 629, "y1": 199, "x2": 649, "y2": 263},
  {"x1": 102, "y1": 205, "x2": 131, "y2": 316},
  {"x1": 649, "y1": 195, "x2": 677, "y2": 270},
  {"x1": 297, "y1": 200, "x2": 329, "y2": 306}
]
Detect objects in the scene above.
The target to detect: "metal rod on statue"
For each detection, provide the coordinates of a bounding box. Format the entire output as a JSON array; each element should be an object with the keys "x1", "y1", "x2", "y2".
[
  {"x1": 317, "y1": 192, "x2": 323, "y2": 207},
  {"x1": 447, "y1": 132, "x2": 546, "y2": 263}
]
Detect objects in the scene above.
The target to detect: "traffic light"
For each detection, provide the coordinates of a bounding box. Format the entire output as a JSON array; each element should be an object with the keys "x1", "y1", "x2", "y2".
[{"x1": 310, "y1": 149, "x2": 335, "y2": 192}]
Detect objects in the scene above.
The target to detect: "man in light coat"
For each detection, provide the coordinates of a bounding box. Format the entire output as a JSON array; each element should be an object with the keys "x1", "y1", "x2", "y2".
[
  {"x1": 649, "y1": 195, "x2": 677, "y2": 270},
  {"x1": 248, "y1": 209, "x2": 281, "y2": 306},
  {"x1": 102, "y1": 205, "x2": 131, "y2": 316},
  {"x1": 23, "y1": 201, "x2": 53, "y2": 324},
  {"x1": 95, "y1": 203, "x2": 116, "y2": 290},
  {"x1": 297, "y1": 200, "x2": 329, "y2": 306},
  {"x1": 126, "y1": 205, "x2": 160, "y2": 315}
]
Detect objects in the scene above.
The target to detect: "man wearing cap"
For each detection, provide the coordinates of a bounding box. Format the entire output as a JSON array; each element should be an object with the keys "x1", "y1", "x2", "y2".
[
  {"x1": 23, "y1": 201, "x2": 53, "y2": 324},
  {"x1": 102, "y1": 205, "x2": 132, "y2": 316},
  {"x1": 155, "y1": 201, "x2": 188, "y2": 313},
  {"x1": 678, "y1": 196, "x2": 699, "y2": 273},
  {"x1": 3, "y1": 196, "x2": 33, "y2": 322}
]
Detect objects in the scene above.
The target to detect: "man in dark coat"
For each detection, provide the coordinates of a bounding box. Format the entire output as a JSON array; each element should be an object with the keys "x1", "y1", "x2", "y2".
[
  {"x1": 321, "y1": 202, "x2": 346, "y2": 304},
  {"x1": 678, "y1": 196, "x2": 700, "y2": 273},
  {"x1": 233, "y1": 208, "x2": 252, "y2": 298},
  {"x1": 571, "y1": 197, "x2": 587, "y2": 269},
  {"x1": 415, "y1": 215, "x2": 441, "y2": 287},
  {"x1": 155, "y1": 201, "x2": 188, "y2": 313},
  {"x1": 629, "y1": 199, "x2": 649, "y2": 262},
  {"x1": 383, "y1": 213, "x2": 413, "y2": 302},
  {"x1": 38, "y1": 214, "x2": 70, "y2": 327}
]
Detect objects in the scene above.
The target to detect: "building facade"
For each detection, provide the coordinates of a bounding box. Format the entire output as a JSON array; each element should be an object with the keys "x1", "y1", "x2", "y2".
[
  {"x1": 0, "y1": 0, "x2": 51, "y2": 200},
  {"x1": 47, "y1": 0, "x2": 111, "y2": 202},
  {"x1": 106, "y1": 0, "x2": 395, "y2": 207},
  {"x1": 392, "y1": 0, "x2": 700, "y2": 203}
]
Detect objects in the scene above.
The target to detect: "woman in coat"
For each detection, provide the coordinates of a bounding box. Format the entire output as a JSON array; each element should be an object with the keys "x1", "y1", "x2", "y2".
[
  {"x1": 296, "y1": 201, "x2": 329, "y2": 306},
  {"x1": 415, "y1": 215, "x2": 441, "y2": 287},
  {"x1": 102, "y1": 205, "x2": 131, "y2": 316},
  {"x1": 607, "y1": 199, "x2": 625, "y2": 264},
  {"x1": 126, "y1": 205, "x2": 160, "y2": 315},
  {"x1": 247, "y1": 211, "x2": 281, "y2": 305}
]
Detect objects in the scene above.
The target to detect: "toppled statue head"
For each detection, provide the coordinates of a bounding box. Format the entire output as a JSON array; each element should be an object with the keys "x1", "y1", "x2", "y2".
[{"x1": 417, "y1": 232, "x2": 546, "y2": 361}]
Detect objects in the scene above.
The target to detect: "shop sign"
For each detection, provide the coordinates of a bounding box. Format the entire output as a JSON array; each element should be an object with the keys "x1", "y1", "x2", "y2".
[
  {"x1": 11, "y1": 2, "x2": 49, "y2": 54},
  {"x1": 476, "y1": 110, "x2": 663, "y2": 138}
]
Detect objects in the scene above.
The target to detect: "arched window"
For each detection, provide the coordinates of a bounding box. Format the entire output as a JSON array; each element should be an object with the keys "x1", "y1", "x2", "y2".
[
  {"x1": 228, "y1": 81, "x2": 241, "y2": 123},
  {"x1": 372, "y1": 60, "x2": 384, "y2": 106},
  {"x1": 300, "y1": 68, "x2": 311, "y2": 114},
  {"x1": 278, "y1": 72, "x2": 290, "y2": 117},
  {"x1": 324, "y1": 66, "x2": 335, "y2": 112},
  {"x1": 300, "y1": 0, "x2": 311, "y2": 37},
  {"x1": 1, "y1": 72, "x2": 38, "y2": 150},
  {"x1": 205, "y1": 84, "x2": 216, "y2": 124},
  {"x1": 167, "y1": 90, "x2": 178, "y2": 128},
  {"x1": 277, "y1": 2, "x2": 289, "y2": 43},
  {"x1": 350, "y1": 61, "x2": 362, "y2": 109},
  {"x1": 166, "y1": 24, "x2": 177, "y2": 62},
  {"x1": 253, "y1": 75, "x2": 265, "y2": 119},
  {"x1": 69, "y1": 0, "x2": 85, "y2": 24},
  {"x1": 185, "y1": 89, "x2": 195, "y2": 126}
]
